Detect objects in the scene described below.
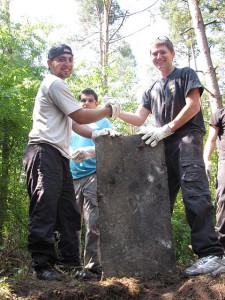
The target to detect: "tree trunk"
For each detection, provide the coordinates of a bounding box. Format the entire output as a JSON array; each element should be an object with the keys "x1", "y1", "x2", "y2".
[
  {"x1": 187, "y1": 0, "x2": 222, "y2": 113},
  {"x1": 102, "y1": 0, "x2": 112, "y2": 92}
]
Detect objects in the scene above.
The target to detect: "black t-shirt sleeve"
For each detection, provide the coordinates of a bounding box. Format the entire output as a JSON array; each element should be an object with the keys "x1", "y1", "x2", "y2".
[
  {"x1": 142, "y1": 88, "x2": 152, "y2": 112},
  {"x1": 181, "y1": 67, "x2": 204, "y2": 97}
]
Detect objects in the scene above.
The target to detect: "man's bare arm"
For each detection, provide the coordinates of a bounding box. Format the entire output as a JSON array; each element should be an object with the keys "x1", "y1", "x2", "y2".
[
  {"x1": 118, "y1": 106, "x2": 150, "y2": 126},
  {"x1": 72, "y1": 123, "x2": 93, "y2": 138},
  {"x1": 204, "y1": 125, "x2": 219, "y2": 161},
  {"x1": 69, "y1": 107, "x2": 112, "y2": 125},
  {"x1": 168, "y1": 88, "x2": 201, "y2": 132}
]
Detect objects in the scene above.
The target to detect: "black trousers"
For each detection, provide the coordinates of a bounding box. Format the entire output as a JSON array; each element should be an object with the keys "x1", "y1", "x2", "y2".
[
  {"x1": 164, "y1": 131, "x2": 224, "y2": 258},
  {"x1": 23, "y1": 143, "x2": 81, "y2": 269}
]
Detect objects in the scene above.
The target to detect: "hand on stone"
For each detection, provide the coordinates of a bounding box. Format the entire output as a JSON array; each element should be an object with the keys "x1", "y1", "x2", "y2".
[
  {"x1": 71, "y1": 146, "x2": 95, "y2": 163},
  {"x1": 92, "y1": 128, "x2": 121, "y2": 141},
  {"x1": 140, "y1": 124, "x2": 173, "y2": 147}
]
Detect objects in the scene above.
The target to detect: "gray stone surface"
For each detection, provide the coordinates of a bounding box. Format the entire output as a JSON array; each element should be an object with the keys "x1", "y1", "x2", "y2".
[{"x1": 95, "y1": 134, "x2": 175, "y2": 278}]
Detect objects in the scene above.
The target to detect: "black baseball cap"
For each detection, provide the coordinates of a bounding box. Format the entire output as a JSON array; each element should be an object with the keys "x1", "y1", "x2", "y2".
[{"x1": 48, "y1": 44, "x2": 73, "y2": 59}]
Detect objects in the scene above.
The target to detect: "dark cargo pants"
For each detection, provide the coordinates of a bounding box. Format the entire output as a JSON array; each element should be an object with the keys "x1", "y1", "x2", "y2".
[
  {"x1": 23, "y1": 143, "x2": 81, "y2": 269},
  {"x1": 164, "y1": 130, "x2": 223, "y2": 258}
]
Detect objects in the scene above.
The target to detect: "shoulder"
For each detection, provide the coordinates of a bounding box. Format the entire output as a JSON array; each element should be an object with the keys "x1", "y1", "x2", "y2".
[
  {"x1": 216, "y1": 107, "x2": 225, "y2": 119},
  {"x1": 212, "y1": 107, "x2": 225, "y2": 116},
  {"x1": 174, "y1": 67, "x2": 196, "y2": 77},
  {"x1": 219, "y1": 107, "x2": 225, "y2": 114},
  {"x1": 144, "y1": 81, "x2": 158, "y2": 94},
  {"x1": 210, "y1": 108, "x2": 224, "y2": 123},
  {"x1": 42, "y1": 74, "x2": 62, "y2": 87}
]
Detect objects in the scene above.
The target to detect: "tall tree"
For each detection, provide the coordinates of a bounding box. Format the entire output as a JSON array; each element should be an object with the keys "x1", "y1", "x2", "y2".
[
  {"x1": 75, "y1": 0, "x2": 132, "y2": 93},
  {"x1": 187, "y1": 0, "x2": 222, "y2": 112},
  {"x1": 74, "y1": 0, "x2": 164, "y2": 98},
  {"x1": 160, "y1": 0, "x2": 225, "y2": 113}
]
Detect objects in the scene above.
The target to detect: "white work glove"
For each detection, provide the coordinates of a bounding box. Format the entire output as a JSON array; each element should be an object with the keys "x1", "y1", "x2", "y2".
[
  {"x1": 92, "y1": 128, "x2": 121, "y2": 141},
  {"x1": 71, "y1": 146, "x2": 95, "y2": 163},
  {"x1": 103, "y1": 95, "x2": 121, "y2": 119},
  {"x1": 205, "y1": 160, "x2": 212, "y2": 181},
  {"x1": 140, "y1": 124, "x2": 173, "y2": 147}
]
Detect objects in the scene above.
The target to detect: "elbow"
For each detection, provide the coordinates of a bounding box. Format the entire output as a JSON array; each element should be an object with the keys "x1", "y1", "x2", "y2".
[
  {"x1": 74, "y1": 118, "x2": 86, "y2": 125},
  {"x1": 193, "y1": 104, "x2": 201, "y2": 116},
  {"x1": 135, "y1": 120, "x2": 145, "y2": 127},
  {"x1": 69, "y1": 109, "x2": 86, "y2": 124}
]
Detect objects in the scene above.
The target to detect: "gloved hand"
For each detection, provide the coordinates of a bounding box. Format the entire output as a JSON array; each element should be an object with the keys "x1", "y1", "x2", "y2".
[
  {"x1": 71, "y1": 146, "x2": 95, "y2": 163},
  {"x1": 140, "y1": 124, "x2": 173, "y2": 147},
  {"x1": 92, "y1": 128, "x2": 121, "y2": 141},
  {"x1": 103, "y1": 95, "x2": 121, "y2": 119},
  {"x1": 205, "y1": 160, "x2": 212, "y2": 181}
]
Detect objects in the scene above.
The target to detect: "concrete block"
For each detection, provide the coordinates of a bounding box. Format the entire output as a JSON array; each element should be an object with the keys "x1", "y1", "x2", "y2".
[{"x1": 95, "y1": 134, "x2": 175, "y2": 278}]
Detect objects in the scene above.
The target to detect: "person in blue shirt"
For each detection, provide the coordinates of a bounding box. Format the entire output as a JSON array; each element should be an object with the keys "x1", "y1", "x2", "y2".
[{"x1": 70, "y1": 88, "x2": 113, "y2": 280}]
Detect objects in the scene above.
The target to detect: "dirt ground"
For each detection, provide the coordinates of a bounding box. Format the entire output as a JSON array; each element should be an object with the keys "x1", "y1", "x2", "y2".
[{"x1": 1, "y1": 266, "x2": 225, "y2": 300}]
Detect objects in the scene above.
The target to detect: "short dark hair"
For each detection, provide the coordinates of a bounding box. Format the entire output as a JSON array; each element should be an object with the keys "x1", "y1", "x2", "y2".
[
  {"x1": 48, "y1": 44, "x2": 73, "y2": 59},
  {"x1": 150, "y1": 36, "x2": 174, "y2": 53},
  {"x1": 79, "y1": 88, "x2": 98, "y2": 101}
]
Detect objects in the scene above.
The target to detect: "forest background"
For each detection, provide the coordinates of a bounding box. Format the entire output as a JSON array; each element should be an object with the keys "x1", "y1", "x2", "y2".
[{"x1": 0, "y1": 0, "x2": 225, "y2": 289}]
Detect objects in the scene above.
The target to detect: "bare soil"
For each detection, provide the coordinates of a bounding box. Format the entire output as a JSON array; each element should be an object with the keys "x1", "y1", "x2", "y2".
[
  {"x1": 1, "y1": 251, "x2": 225, "y2": 299},
  {"x1": 1, "y1": 266, "x2": 225, "y2": 300}
]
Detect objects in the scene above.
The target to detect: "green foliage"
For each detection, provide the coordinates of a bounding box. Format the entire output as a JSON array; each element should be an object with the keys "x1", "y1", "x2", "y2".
[
  {"x1": 0, "y1": 17, "x2": 49, "y2": 247},
  {"x1": 67, "y1": 41, "x2": 139, "y2": 135},
  {"x1": 160, "y1": 0, "x2": 225, "y2": 98},
  {"x1": 68, "y1": 63, "x2": 106, "y2": 99},
  {"x1": 1, "y1": 0, "x2": 223, "y2": 269},
  {"x1": 76, "y1": 0, "x2": 126, "y2": 31},
  {"x1": 172, "y1": 193, "x2": 195, "y2": 265},
  {"x1": 159, "y1": 0, "x2": 195, "y2": 59}
]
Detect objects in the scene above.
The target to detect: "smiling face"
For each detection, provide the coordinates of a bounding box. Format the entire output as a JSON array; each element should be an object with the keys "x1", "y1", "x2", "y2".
[
  {"x1": 47, "y1": 53, "x2": 74, "y2": 80},
  {"x1": 150, "y1": 44, "x2": 175, "y2": 77}
]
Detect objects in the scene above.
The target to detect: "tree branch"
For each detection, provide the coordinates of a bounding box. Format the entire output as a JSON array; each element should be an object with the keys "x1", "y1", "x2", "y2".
[{"x1": 110, "y1": 24, "x2": 151, "y2": 44}]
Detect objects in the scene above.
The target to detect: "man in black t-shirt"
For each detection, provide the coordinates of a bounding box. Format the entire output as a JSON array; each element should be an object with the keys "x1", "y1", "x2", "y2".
[
  {"x1": 110, "y1": 36, "x2": 225, "y2": 277},
  {"x1": 204, "y1": 108, "x2": 225, "y2": 253}
]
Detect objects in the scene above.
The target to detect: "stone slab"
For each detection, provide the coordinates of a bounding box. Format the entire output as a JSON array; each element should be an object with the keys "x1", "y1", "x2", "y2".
[{"x1": 95, "y1": 134, "x2": 175, "y2": 278}]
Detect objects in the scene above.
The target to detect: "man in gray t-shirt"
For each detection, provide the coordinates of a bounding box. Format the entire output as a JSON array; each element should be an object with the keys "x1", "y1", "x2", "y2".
[{"x1": 23, "y1": 44, "x2": 120, "y2": 281}]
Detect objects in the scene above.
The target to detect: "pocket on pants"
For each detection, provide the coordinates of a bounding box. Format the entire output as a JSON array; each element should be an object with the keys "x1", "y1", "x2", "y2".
[{"x1": 181, "y1": 163, "x2": 209, "y2": 196}]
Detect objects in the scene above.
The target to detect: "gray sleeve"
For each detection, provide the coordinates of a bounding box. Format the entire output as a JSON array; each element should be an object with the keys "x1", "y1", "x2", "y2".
[{"x1": 49, "y1": 79, "x2": 82, "y2": 115}]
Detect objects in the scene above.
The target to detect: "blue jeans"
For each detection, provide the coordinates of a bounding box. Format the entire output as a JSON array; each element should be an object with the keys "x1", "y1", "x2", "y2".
[
  {"x1": 164, "y1": 130, "x2": 223, "y2": 257},
  {"x1": 23, "y1": 143, "x2": 81, "y2": 269}
]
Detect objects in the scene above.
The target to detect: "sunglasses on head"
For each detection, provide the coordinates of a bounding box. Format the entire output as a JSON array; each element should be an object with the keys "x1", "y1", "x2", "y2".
[{"x1": 156, "y1": 36, "x2": 170, "y2": 42}]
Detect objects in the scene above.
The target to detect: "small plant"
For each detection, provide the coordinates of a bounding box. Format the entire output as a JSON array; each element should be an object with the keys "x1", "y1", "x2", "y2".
[{"x1": 172, "y1": 193, "x2": 195, "y2": 265}]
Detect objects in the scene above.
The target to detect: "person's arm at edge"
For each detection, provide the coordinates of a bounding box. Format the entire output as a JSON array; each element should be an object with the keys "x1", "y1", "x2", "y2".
[
  {"x1": 118, "y1": 106, "x2": 150, "y2": 126},
  {"x1": 203, "y1": 125, "x2": 219, "y2": 162},
  {"x1": 167, "y1": 88, "x2": 201, "y2": 132}
]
